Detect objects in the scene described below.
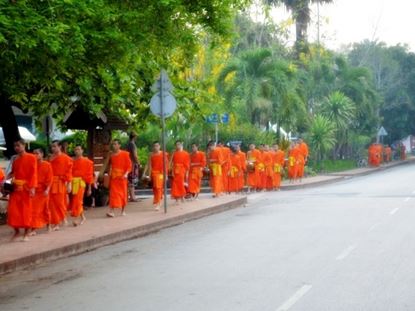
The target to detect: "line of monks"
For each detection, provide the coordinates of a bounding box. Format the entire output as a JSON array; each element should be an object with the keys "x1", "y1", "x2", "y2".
[
  {"x1": 0, "y1": 139, "x2": 95, "y2": 241},
  {"x1": 142, "y1": 139, "x2": 309, "y2": 210},
  {"x1": 368, "y1": 143, "x2": 394, "y2": 167}
]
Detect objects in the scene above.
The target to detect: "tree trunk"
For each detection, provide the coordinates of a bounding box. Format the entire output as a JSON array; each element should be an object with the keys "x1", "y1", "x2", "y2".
[{"x1": 0, "y1": 95, "x2": 20, "y2": 158}]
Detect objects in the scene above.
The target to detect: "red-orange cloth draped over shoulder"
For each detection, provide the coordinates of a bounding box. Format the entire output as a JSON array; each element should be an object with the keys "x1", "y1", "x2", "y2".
[
  {"x1": 228, "y1": 153, "x2": 242, "y2": 193},
  {"x1": 49, "y1": 153, "x2": 73, "y2": 225},
  {"x1": 151, "y1": 151, "x2": 169, "y2": 205},
  {"x1": 0, "y1": 167, "x2": 4, "y2": 182},
  {"x1": 208, "y1": 147, "x2": 224, "y2": 196},
  {"x1": 189, "y1": 151, "x2": 206, "y2": 195},
  {"x1": 220, "y1": 146, "x2": 231, "y2": 193},
  {"x1": 288, "y1": 147, "x2": 300, "y2": 180},
  {"x1": 272, "y1": 150, "x2": 285, "y2": 188},
  {"x1": 171, "y1": 150, "x2": 190, "y2": 199},
  {"x1": 32, "y1": 161, "x2": 53, "y2": 229},
  {"x1": 298, "y1": 142, "x2": 309, "y2": 178},
  {"x1": 247, "y1": 149, "x2": 262, "y2": 188},
  {"x1": 262, "y1": 151, "x2": 273, "y2": 190},
  {"x1": 70, "y1": 157, "x2": 94, "y2": 217},
  {"x1": 7, "y1": 153, "x2": 37, "y2": 229},
  {"x1": 237, "y1": 151, "x2": 246, "y2": 191},
  {"x1": 109, "y1": 151, "x2": 131, "y2": 208}
]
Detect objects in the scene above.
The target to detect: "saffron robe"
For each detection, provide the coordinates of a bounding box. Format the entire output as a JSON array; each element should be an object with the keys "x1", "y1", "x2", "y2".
[
  {"x1": 7, "y1": 153, "x2": 37, "y2": 228},
  {"x1": 272, "y1": 150, "x2": 285, "y2": 188},
  {"x1": 171, "y1": 150, "x2": 190, "y2": 199},
  {"x1": 49, "y1": 153, "x2": 73, "y2": 225},
  {"x1": 247, "y1": 149, "x2": 262, "y2": 188},
  {"x1": 151, "y1": 152, "x2": 169, "y2": 205},
  {"x1": 70, "y1": 157, "x2": 94, "y2": 217},
  {"x1": 189, "y1": 151, "x2": 206, "y2": 195},
  {"x1": 237, "y1": 151, "x2": 247, "y2": 191},
  {"x1": 228, "y1": 153, "x2": 242, "y2": 193},
  {"x1": 109, "y1": 151, "x2": 131, "y2": 208},
  {"x1": 208, "y1": 148, "x2": 224, "y2": 195},
  {"x1": 288, "y1": 147, "x2": 300, "y2": 180},
  {"x1": 32, "y1": 160, "x2": 53, "y2": 229}
]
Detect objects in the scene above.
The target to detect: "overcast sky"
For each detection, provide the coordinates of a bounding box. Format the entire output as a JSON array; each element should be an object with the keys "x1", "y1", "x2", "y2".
[{"x1": 267, "y1": 0, "x2": 415, "y2": 51}]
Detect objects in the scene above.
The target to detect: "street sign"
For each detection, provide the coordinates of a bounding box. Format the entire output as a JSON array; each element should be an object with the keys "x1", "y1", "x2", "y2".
[
  {"x1": 151, "y1": 70, "x2": 173, "y2": 93},
  {"x1": 378, "y1": 126, "x2": 388, "y2": 136},
  {"x1": 221, "y1": 113, "x2": 229, "y2": 124},
  {"x1": 206, "y1": 114, "x2": 218, "y2": 123},
  {"x1": 150, "y1": 92, "x2": 177, "y2": 118}
]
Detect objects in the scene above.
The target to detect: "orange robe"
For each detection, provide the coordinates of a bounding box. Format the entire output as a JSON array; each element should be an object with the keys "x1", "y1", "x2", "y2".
[
  {"x1": 151, "y1": 151, "x2": 169, "y2": 205},
  {"x1": 385, "y1": 147, "x2": 392, "y2": 162},
  {"x1": 32, "y1": 161, "x2": 53, "y2": 229},
  {"x1": 0, "y1": 167, "x2": 4, "y2": 182},
  {"x1": 208, "y1": 147, "x2": 224, "y2": 195},
  {"x1": 247, "y1": 149, "x2": 262, "y2": 188},
  {"x1": 288, "y1": 147, "x2": 300, "y2": 180},
  {"x1": 109, "y1": 151, "x2": 131, "y2": 208},
  {"x1": 49, "y1": 153, "x2": 73, "y2": 225},
  {"x1": 171, "y1": 150, "x2": 190, "y2": 199},
  {"x1": 272, "y1": 150, "x2": 285, "y2": 188},
  {"x1": 262, "y1": 151, "x2": 274, "y2": 190},
  {"x1": 298, "y1": 142, "x2": 309, "y2": 177},
  {"x1": 70, "y1": 157, "x2": 94, "y2": 217},
  {"x1": 237, "y1": 151, "x2": 246, "y2": 191},
  {"x1": 220, "y1": 146, "x2": 231, "y2": 193},
  {"x1": 299, "y1": 142, "x2": 309, "y2": 163},
  {"x1": 7, "y1": 153, "x2": 37, "y2": 229},
  {"x1": 189, "y1": 151, "x2": 206, "y2": 195},
  {"x1": 228, "y1": 153, "x2": 242, "y2": 193}
]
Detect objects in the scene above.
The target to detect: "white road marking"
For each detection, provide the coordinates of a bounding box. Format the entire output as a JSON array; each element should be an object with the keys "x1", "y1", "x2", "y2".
[
  {"x1": 276, "y1": 284, "x2": 313, "y2": 311},
  {"x1": 390, "y1": 207, "x2": 400, "y2": 215},
  {"x1": 369, "y1": 223, "x2": 381, "y2": 232},
  {"x1": 404, "y1": 197, "x2": 411, "y2": 202},
  {"x1": 336, "y1": 245, "x2": 357, "y2": 261}
]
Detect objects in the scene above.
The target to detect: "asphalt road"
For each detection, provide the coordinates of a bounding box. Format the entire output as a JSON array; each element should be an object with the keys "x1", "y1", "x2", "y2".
[{"x1": 2, "y1": 164, "x2": 415, "y2": 311}]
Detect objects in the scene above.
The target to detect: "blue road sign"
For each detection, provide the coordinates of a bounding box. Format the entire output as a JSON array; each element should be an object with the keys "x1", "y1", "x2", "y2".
[{"x1": 221, "y1": 113, "x2": 229, "y2": 124}]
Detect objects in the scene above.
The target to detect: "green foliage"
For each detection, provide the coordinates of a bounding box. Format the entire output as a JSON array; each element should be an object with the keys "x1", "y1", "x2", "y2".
[
  {"x1": 312, "y1": 159, "x2": 356, "y2": 173},
  {"x1": 307, "y1": 114, "x2": 336, "y2": 161},
  {"x1": 61, "y1": 131, "x2": 87, "y2": 155}
]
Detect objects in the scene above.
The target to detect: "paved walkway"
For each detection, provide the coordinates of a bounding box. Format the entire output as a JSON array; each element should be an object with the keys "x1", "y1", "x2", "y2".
[{"x1": 0, "y1": 157, "x2": 413, "y2": 275}]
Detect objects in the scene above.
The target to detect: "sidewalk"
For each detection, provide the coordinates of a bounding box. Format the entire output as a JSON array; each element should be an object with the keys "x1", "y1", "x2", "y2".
[
  {"x1": 0, "y1": 157, "x2": 414, "y2": 275},
  {"x1": 0, "y1": 194, "x2": 247, "y2": 275}
]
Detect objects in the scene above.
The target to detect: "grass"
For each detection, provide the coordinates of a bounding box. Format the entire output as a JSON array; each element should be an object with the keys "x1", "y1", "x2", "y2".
[{"x1": 311, "y1": 159, "x2": 357, "y2": 173}]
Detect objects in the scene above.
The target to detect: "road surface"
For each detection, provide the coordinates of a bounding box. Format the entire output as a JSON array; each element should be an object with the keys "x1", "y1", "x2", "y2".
[{"x1": 1, "y1": 164, "x2": 415, "y2": 311}]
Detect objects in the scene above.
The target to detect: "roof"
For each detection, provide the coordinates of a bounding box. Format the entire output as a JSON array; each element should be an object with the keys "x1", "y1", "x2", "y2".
[{"x1": 63, "y1": 107, "x2": 129, "y2": 130}]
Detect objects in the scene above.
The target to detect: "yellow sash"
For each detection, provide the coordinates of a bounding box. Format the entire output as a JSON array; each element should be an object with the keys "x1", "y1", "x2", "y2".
[
  {"x1": 152, "y1": 171, "x2": 164, "y2": 188},
  {"x1": 13, "y1": 179, "x2": 26, "y2": 192},
  {"x1": 289, "y1": 156, "x2": 295, "y2": 167},
  {"x1": 230, "y1": 166, "x2": 239, "y2": 178},
  {"x1": 210, "y1": 163, "x2": 222, "y2": 177},
  {"x1": 257, "y1": 163, "x2": 265, "y2": 172},
  {"x1": 274, "y1": 163, "x2": 281, "y2": 173},
  {"x1": 72, "y1": 177, "x2": 86, "y2": 195}
]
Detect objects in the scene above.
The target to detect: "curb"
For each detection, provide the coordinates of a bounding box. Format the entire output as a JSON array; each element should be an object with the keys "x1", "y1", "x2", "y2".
[{"x1": 0, "y1": 196, "x2": 247, "y2": 275}]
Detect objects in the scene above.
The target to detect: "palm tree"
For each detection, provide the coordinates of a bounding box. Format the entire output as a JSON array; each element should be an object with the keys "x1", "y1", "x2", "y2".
[
  {"x1": 308, "y1": 114, "x2": 336, "y2": 162},
  {"x1": 319, "y1": 91, "x2": 355, "y2": 158},
  {"x1": 264, "y1": 0, "x2": 334, "y2": 53},
  {"x1": 217, "y1": 48, "x2": 276, "y2": 127}
]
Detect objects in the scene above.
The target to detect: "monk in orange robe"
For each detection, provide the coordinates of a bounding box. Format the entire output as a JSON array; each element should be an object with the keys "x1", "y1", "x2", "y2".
[
  {"x1": 217, "y1": 142, "x2": 231, "y2": 193},
  {"x1": 170, "y1": 141, "x2": 190, "y2": 203},
  {"x1": 235, "y1": 144, "x2": 246, "y2": 192},
  {"x1": 207, "y1": 141, "x2": 224, "y2": 197},
  {"x1": 247, "y1": 143, "x2": 262, "y2": 192},
  {"x1": 31, "y1": 148, "x2": 53, "y2": 235},
  {"x1": 228, "y1": 147, "x2": 242, "y2": 193},
  {"x1": 189, "y1": 143, "x2": 206, "y2": 200},
  {"x1": 272, "y1": 144, "x2": 285, "y2": 190},
  {"x1": 143, "y1": 141, "x2": 169, "y2": 211},
  {"x1": 262, "y1": 145, "x2": 274, "y2": 190},
  {"x1": 384, "y1": 145, "x2": 392, "y2": 162},
  {"x1": 288, "y1": 142, "x2": 300, "y2": 182},
  {"x1": 0, "y1": 167, "x2": 4, "y2": 182},
  {"x1": 7, "y1": 139, "x2": 37, "y2": 241},
  {"x1": 49, "y1": 140, "x2": 73, "y2": 230},
  {"x1": 70, "y1": 146, "x2": 93, "y2": 226},
  {"x1": 297, "y1": 139, "x2": 309, "y2": 179},
  {"x1": 107, "y1": 139, "x2": 132, "y2": 217}
]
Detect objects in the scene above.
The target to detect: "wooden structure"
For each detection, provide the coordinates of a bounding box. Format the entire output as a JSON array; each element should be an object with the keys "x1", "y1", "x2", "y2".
[{"x1": 63, "y1": 107, "x2": 129, "y2": 171}]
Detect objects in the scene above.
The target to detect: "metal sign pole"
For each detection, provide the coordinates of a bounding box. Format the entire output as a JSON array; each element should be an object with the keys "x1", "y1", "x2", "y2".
[{"x1": 160, "y1": 72, "x2": 168, "y2": 214}]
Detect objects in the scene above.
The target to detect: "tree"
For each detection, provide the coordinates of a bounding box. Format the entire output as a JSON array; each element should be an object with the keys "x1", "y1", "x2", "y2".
[
  {"x1": 319, "y1": 91, "x2": 355, "y2": 158},
  {"x1": 0, "y1": 0, "x2": 248, "y2": 156},
  {"x1": 264, "y1": 0, "x2": 334, "y2": 54},
  {"x1": 308, "y1": 114, "x2": 336, "y2": 161}
]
